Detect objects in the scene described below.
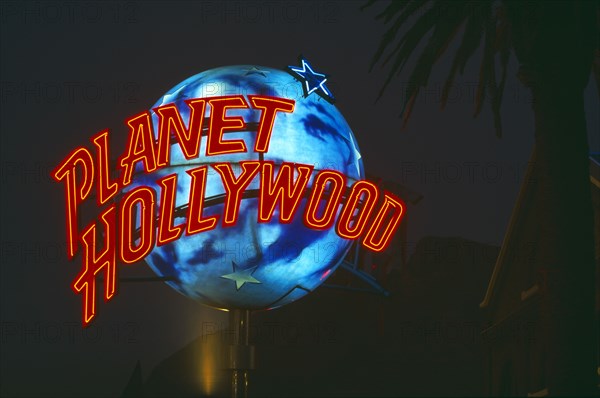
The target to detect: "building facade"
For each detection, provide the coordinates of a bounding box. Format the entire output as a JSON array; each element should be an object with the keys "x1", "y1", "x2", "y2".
[{"x1": 480, "y1": 152, "x2": 600, "y2": 396}]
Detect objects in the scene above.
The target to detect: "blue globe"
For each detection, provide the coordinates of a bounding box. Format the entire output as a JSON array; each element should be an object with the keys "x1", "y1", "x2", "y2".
[{"x1": 129, "y1": 65, "x2": 364, "y2": 310}]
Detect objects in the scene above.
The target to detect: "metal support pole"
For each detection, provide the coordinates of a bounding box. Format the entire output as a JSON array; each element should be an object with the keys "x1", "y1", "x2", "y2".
[{"x1": 228, "y1": 309, "x2": 254, "y2": 398}]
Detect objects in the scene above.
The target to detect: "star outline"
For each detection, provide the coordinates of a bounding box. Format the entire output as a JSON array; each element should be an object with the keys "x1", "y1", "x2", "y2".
[
  {"x1": 287, "y1": 56, "x2": 335, "y2": 103},
  {"x1": 221, "y1": 261, "x2": 261, "y2": 291}
]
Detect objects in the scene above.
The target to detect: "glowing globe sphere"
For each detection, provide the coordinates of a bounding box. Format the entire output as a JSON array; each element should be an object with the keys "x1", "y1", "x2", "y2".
[{"x1": 129, "y1": 65, "x2": 364, "y2": 310}]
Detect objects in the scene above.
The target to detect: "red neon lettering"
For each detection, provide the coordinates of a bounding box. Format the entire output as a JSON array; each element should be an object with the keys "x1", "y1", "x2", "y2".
[
  {"x1": 72, "y1": 205, "x2": 116, "y2": 326},
  {"x1": 206, "y1": 96, "x2": 249, "y2": 156},
  {"x1": 336, "y1": 180, "x2": 379, "y2": 239},
  {"x1": 248, "y1": 95, "x2": 295, "y2": 153},
  {"x1": 213, "y1": 161, "x2": 261, "y2": 226},
  {"x1": 50, "y1": 94, "x2": 414, "y2": 327},
  {"x1": 154, "y1": 99, "x2": 207, "y2": 167},
  {"x1": 92, "y1": 130, "x2": 120, "y2": 206},
  {"x1": 157, "y1": 174, "x2": 184, "y2": 246},
  {"x1": 186, "y1": 166, "x2": 218, "y2": 235},
  {"x1": 119, "y1": 112, "x2": 158, "y2": 187},
  {"x1": 304, "y1": 170, "x2": 346, "y2": 230},
  {"x1": 119, "y1": 186, "x2": 156, "y2": 264},
  {"x1": 259, "y1": 162, "x2": 313, "y2": 223},
  {"x1": 51, "y1": 147, "x2": 95, "y2": 259},
  {"x1": 362, "y1": 193, "x2": 405, "y2": 252}
]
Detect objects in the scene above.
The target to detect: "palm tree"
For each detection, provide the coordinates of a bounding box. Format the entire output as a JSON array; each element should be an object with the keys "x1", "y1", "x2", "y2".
[{"x1": 363, "y1": 0, "x2": 599, "y2": 395}]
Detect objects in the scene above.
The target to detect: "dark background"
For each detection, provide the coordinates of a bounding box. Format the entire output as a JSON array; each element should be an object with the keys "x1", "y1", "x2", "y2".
[{"x1": 0, "y1": 1, "x2": 598, "y2": 396}]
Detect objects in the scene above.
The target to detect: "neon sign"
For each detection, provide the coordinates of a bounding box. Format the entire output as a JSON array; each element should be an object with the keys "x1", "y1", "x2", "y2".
[{"x1": 51, "y1": 62, "x2": 406, "y2": 326}]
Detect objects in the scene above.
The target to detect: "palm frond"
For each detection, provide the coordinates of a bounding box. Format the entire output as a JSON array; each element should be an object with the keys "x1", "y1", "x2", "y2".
[
  {"x1": 369, "y1": 1, "x2": 431, "y2": 72},
  {"x1": 400, "y1": 2, "x2": 470, "y2": 125},
  {"x1": 492, "y1": 3, "x2": 511, "y2": 137},
  {"x1": 375, "y1": 0, "x2": 411, "y2": 23},
  {"x1": 374, "y1": 3, "x2": 441, "y2": 100},
  {"x1": 441, "y1": 4, "x2": 486, "y2": 108},
  {"x1": 474, "y1": 5, "x2": 494, "y2": 119},
  {"x1": 360, "y1": 0, "x2": 379, "y2": 11},
  {"x1": 367, "y1": 0, "x2": 512, "y2": 136}
]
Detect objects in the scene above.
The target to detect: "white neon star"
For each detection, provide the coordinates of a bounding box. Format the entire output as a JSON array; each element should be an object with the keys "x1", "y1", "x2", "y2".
[{"x1": 288, "y1": 58, "x2": 334, "y2": 100}]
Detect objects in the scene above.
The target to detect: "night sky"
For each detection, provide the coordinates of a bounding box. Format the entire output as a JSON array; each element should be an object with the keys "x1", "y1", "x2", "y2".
[{"x1": 1, "y1": 1, "x2": 598, "y2": 396}]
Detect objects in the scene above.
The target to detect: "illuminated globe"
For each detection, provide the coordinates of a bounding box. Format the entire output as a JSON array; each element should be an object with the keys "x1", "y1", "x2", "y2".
[{"x1": 129, "y1": 65, "x2": 364, "y2": 310}]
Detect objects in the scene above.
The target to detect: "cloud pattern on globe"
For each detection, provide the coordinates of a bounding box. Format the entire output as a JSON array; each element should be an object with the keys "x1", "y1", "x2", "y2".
[{"x1": 128, "y1": 65, "x2": 364, "y2": 311}]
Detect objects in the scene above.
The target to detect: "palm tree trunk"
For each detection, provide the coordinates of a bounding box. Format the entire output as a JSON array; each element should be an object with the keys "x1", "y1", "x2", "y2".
[
  {"x1": 530, "y1": 75, "x2": 596, "y2": 396},
  {"x1": 507, "y1": 3, "x2": 598, "y2": 393}
]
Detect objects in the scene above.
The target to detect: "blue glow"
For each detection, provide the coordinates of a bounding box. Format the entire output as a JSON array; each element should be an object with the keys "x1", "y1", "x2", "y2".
[{"x1": 128, "y1": 65, "x2": 364, "y2": 311}]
